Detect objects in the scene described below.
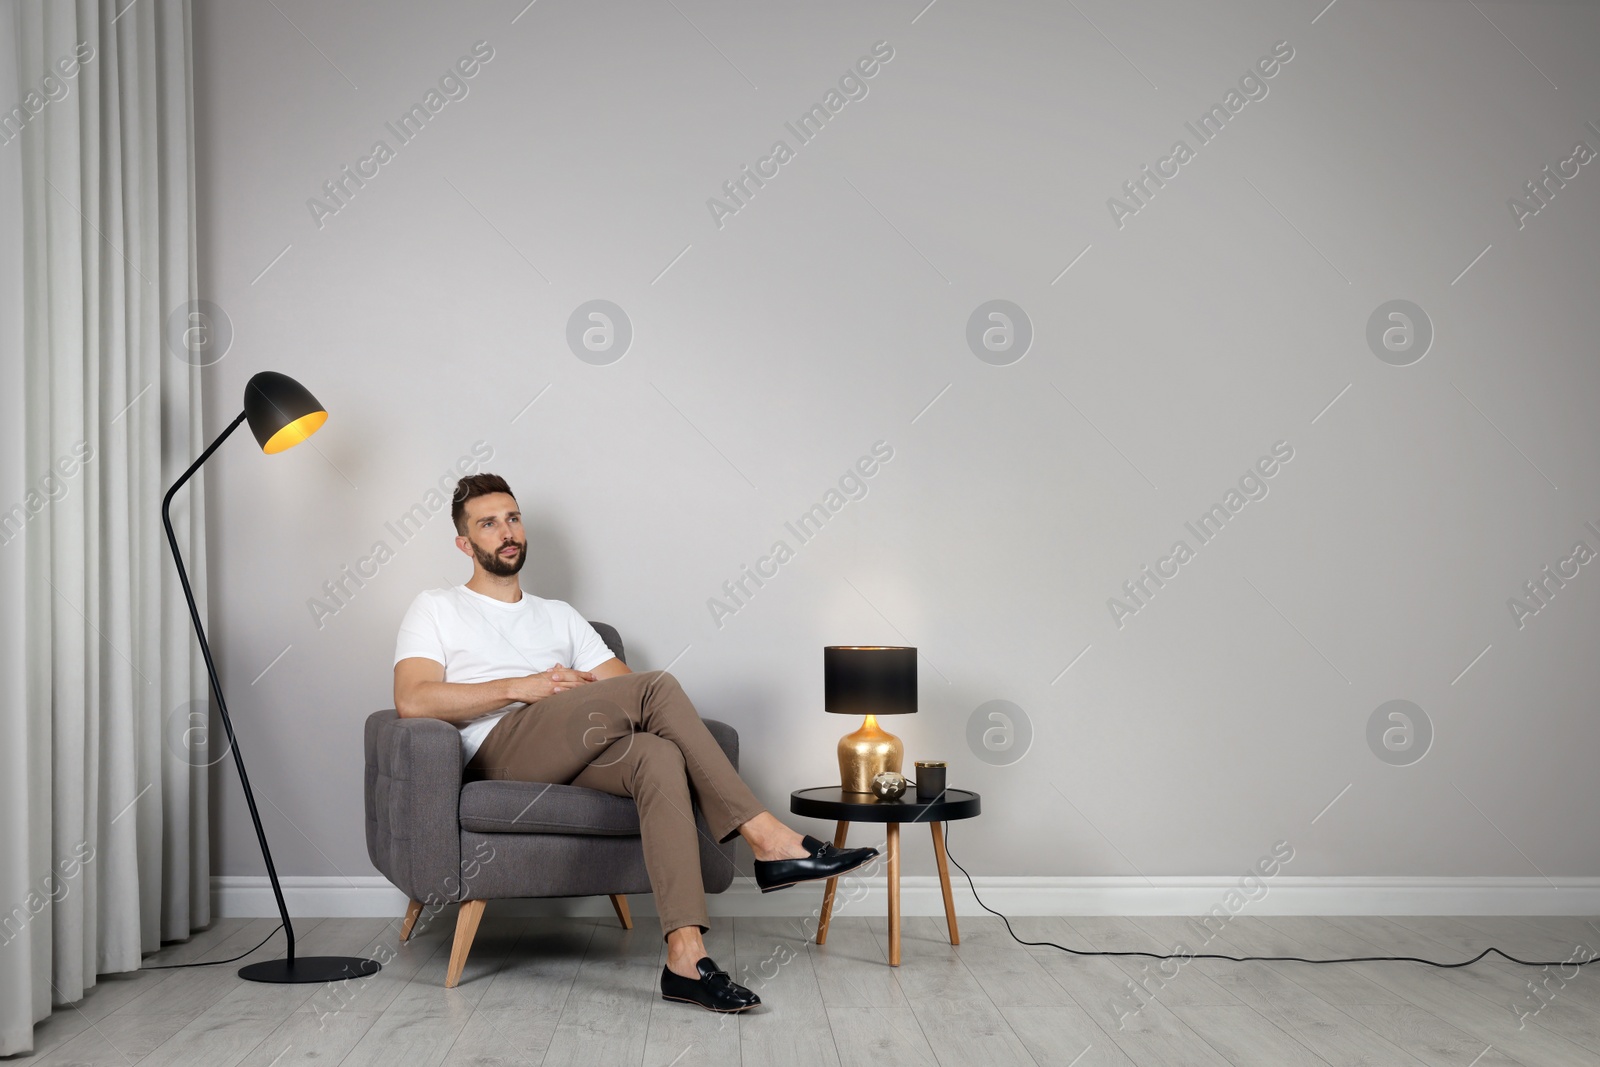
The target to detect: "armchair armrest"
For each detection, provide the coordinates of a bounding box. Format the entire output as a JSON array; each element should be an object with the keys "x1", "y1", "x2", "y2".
[{"x1": 365, "y1": 710, "x2": 467, "y2": 905}]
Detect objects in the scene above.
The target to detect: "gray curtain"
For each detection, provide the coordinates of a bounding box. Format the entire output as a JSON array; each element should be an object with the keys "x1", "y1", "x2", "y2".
[{"x1": 1, "y1": 0, "x2": 209, "y2": 1055}]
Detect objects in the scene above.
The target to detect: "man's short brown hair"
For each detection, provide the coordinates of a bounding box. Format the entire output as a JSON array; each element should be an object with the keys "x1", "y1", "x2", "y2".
[{"x1": 452, "y1": 473, "x2": 515, "y2": 535}]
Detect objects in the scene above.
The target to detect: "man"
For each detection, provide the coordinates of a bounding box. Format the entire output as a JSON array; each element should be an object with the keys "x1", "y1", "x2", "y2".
[{"x1": 393, "y1": 473, "x2": 877, "y2": 1012}]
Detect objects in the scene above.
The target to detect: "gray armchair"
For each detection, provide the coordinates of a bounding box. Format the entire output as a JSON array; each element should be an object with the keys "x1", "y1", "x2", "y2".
[{"x1": 364, "y1": 622, "x2": 739, "y2": 986}]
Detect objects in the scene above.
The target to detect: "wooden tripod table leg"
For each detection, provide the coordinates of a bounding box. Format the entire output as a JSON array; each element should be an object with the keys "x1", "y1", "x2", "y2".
[
  {"x1": 931, "y1": 821, "x2": 959, "y2": 946},
  {"x1": 887, "y1": 822, "x2": 901, "y2": 966},
  {"x1": 815, "y1": 820, "x2": 850, "y2": 946}
]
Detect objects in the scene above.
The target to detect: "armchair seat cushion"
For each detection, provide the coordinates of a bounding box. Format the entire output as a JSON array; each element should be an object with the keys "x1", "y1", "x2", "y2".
[{"x1": 458, "y1": 779, "x2": 643, "y2": 836}]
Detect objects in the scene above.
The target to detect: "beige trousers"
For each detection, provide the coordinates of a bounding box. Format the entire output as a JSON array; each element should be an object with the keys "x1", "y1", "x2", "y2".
[{"x1": 464, "y1": 670, "x2": 765, "y2": 935}]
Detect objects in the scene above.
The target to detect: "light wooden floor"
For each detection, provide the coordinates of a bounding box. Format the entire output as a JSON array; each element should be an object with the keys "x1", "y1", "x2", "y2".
[{"x1": 10, "y1": 911, "x2": 1600, "y2": 1066}]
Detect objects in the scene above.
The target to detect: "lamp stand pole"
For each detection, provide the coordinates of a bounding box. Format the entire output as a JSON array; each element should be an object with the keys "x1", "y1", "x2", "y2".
[{"x1": 163, "y1": 411, "x2": 379, "y2": 983}]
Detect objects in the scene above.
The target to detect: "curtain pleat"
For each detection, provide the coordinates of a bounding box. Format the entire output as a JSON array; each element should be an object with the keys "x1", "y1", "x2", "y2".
[{"x1": 1, "y1": 0, "x2": 208, "y2": 1054}]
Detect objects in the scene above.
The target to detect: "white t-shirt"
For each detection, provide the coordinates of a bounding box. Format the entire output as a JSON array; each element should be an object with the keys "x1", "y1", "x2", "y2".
[{"x1": 393, "y1": 585, "x2": 616, "y2": 765}]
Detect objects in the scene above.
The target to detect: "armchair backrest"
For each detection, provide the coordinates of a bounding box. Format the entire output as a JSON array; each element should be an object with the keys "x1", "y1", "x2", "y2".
[{"x1": 588, "y1": 620, "x2": 624, "y2": 666}]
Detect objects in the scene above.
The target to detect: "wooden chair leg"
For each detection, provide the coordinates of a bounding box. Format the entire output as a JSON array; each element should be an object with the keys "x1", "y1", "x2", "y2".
[
  {"x1": 446, "y1": 899, "x2": 487, "y2": 989},
  {"x1": 609, "y1": 894, "x2": 633, "y2": 930},
  {"x1": 399, "y1": 899, "x2": 424, "y2": 943}
]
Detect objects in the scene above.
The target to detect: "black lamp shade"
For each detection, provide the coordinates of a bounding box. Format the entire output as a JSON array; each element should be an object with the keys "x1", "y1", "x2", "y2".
[
  {"x1": 244, "y1": 371, "x2": 327, "y2": 454},
  {"x1": 824, "y1": 646, "x2": 917, "y2": 717}
]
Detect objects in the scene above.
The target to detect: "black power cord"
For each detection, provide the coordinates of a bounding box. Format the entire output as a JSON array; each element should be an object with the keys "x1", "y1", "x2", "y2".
[
  {"x1": 137, "y1": 832, "x2": 1595, "y2": 973},
  {"x1": 142, "y1": 923, "x2": 284, "y2": 969},
  {"x1": 940, "y1": 825, "x2": 1598, "y2": 970}
]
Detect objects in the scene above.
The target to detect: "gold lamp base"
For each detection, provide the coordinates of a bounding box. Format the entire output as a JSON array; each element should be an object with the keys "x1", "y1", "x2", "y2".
[{"x1": 838, "y1": 714, "x2": 903, "y2": 794}]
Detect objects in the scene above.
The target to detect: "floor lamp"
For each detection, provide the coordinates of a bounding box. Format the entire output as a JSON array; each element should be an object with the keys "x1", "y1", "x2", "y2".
[{"x1": 161, "y1": 371, "x2": 380, "y2": 984}]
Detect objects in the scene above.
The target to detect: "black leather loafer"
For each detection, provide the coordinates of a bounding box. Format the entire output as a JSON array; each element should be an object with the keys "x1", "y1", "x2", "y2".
[
  {"x1": 753, "y1": 835, "x2": 880, "y2": 893},
  {"x1": 660, "y1": 957, "x2": 761, "y2": 1013}
]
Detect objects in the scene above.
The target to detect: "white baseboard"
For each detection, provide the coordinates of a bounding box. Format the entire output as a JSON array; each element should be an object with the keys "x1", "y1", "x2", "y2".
[{"x1": 211, "y1": 875, "x2": 1600, "y2": 920}]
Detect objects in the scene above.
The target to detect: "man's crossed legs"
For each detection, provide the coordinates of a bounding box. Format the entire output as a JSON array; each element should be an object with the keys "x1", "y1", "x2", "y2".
[{"x1": 465, "y1": 669, "x2": 877, "y2": 1011}]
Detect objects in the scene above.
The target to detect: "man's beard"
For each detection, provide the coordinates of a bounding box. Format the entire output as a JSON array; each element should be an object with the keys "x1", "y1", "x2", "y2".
[{"x1": 474, "y1": 538, "x2": 526, "y2": 577}]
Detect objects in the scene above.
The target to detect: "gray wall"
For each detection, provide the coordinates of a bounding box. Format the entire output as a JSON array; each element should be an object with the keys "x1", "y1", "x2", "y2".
[{"x1": 192, "y1": 0, "x2": 1600, "y2": 885}]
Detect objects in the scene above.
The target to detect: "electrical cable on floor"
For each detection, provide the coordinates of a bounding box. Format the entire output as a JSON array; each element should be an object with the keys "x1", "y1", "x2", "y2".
[
  {"x1": 135, "y1": 832, "x2": 1597, "y2": 973},
  {"x1": 940, "y1": 824, "x2": 1598, "y2": 970},
  {"x1": 142, "y1": 923, "x2": 284, "y2": 969}
]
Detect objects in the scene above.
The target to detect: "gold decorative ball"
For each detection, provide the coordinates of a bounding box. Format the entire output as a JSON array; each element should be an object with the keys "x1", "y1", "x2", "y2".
[{"x1": 870, "y1": 771, "x2": 908, "y2": 800}]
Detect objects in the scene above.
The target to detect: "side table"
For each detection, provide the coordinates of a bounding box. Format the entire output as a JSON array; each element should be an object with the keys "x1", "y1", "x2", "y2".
[{"x1": 790, "y1": 786, "x2": 981, "y2": 966}]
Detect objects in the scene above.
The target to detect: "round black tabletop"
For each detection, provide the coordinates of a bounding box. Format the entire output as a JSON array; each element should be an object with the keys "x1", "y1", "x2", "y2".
[{"x1": 790, "y1": 786, "x2": 981, "y2": 824}]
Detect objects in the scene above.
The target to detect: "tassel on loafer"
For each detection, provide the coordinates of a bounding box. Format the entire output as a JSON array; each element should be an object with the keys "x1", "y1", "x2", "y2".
[
  {"x1": 660, "y1": 957, "x2": 761, "y2": 1013},
  {"x1": 753, "y1": 835, "x2": 880, "y2": 893}
]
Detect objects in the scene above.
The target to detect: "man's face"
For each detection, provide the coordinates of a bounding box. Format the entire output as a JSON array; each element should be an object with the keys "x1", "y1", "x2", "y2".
[{"x1": 459, "y1": 492, "x2": 525, "y2": 576}]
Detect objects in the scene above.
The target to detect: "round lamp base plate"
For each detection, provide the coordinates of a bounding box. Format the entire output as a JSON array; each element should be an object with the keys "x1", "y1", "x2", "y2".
[{"x1": 237, "y1": 955, "x2": 381, "y2": 984}]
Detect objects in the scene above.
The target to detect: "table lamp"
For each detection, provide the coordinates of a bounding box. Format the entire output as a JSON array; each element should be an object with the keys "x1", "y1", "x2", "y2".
[
  {"x1": 162, "y1": 371, "x2": 379, "y2": 984},
  {"x1": 824, "y1": 646, "x2": 917, "y2": 793}
]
